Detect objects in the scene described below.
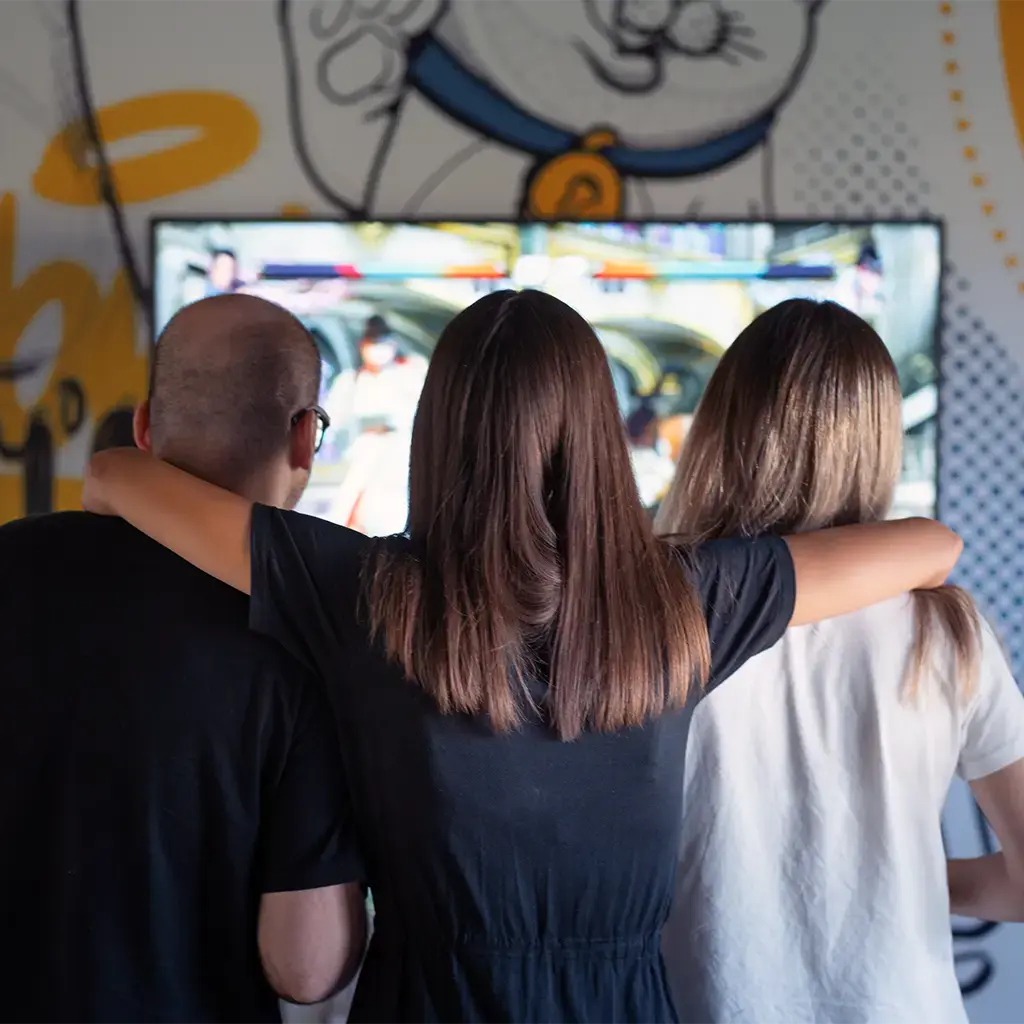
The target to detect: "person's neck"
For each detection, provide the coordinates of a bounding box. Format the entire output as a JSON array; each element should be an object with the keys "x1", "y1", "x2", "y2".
[
  {"x1": 158, "y1": 451, "x2": 286, "y2": 508},
  {"x1": 236, "y1": 476, "x2": 289, "y2": 509}
]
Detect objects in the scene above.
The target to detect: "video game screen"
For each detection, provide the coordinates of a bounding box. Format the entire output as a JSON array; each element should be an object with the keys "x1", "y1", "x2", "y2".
[{"x1": 152, "y1": 220, "x2": 941, "y2": 533}]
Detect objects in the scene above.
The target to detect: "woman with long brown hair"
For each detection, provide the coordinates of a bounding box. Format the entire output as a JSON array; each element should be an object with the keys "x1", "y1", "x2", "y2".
[
  {"x1": 84, "y1": 289, "x2": 962, "y2": 1023},
  {"x1": 658, "y1": 298, "x2": 1024, "y2": 1024}
]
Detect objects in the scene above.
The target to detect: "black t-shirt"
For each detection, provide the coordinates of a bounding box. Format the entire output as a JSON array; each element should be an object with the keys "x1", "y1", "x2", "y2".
[
  {"x1": 249, "y1": 505, "x2": 796, "y2": 1024},
  {"x1": 0, "y1": 512, "x2": 363, "y2": 1024}
]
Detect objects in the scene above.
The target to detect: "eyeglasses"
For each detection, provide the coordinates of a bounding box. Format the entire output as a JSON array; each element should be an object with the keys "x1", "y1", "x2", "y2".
[{"x1": 292, "y1": 405, "x2": 331, "y2": 453}]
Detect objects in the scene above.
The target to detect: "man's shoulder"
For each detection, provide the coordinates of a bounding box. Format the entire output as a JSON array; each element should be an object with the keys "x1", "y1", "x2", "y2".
[
  {"x1": 0, "y1": 510, "x2": 135, "y2": 550},
  {"x1": 0, "y1": 511, "x2": 231, "y2": 609},
  {"x1": 0, "y1": 513, "x2": 316, "y2": 705},
  {"x1": 0, "y1": 510, "x2": 188, "y2": 564}
]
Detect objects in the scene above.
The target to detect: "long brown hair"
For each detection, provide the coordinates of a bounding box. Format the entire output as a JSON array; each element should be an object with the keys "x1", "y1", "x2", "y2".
[
  {"x1": 366, "y1": 289, "x2": 710, "y2": 740},
  {"x1": 655, "y1": 298, "x2": 980, "y2": 700}
]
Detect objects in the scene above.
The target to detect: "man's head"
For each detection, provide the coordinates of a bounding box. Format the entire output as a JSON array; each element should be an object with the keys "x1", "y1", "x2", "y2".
[
  {"x1": 360, "y1": 315, "x2": 398, "y2": 371},
  {"x1": 208, "y1": 249, "x2": 238, "y2": 292},
  {"x1": 135, "y1": 294, "x2": 322, "y2": 509}
]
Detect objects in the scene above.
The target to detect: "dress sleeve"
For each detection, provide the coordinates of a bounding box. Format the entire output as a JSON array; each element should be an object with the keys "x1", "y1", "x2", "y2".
[
  {"x1": 957, "y1": 620, "x2": 1024, "y2": 781},
  {"x1": 248, "y1": 503, "x2": 367, "y2": 676},
  {"x1": 686, "y1": 534, "x2": 797, "y2": 690},
  {"x1": 259, "y1": 674, "x2": 365, "y2": 892}
]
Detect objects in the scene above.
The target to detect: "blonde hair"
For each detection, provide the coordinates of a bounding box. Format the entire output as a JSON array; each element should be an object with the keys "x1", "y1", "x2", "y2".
[{"x1": 655, "y1": 298, "x2": 980, "y2": 701}]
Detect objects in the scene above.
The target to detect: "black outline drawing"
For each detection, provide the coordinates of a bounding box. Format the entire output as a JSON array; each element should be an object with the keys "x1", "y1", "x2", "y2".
[{"x1": 277, "y1": 0, "x2": 825, "y2": 219}]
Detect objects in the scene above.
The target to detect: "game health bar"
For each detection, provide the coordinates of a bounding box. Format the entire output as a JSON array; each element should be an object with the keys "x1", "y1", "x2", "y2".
[
  {"x1": 592, "y1": 260, "x2": 836, "y2": 281},
  {"x1": 259, "y1": 262, "x2": 509, "y2": 280}
]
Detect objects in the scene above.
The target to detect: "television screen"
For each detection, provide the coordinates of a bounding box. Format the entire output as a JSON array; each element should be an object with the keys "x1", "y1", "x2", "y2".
[{"x1": 151, "y1": 220, "x2": 940, "y2": 533}]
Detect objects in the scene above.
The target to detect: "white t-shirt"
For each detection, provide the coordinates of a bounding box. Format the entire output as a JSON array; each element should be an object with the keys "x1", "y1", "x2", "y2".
[{"x1": 662, "y1": 594, "x2": 1024, "y2": 1024}]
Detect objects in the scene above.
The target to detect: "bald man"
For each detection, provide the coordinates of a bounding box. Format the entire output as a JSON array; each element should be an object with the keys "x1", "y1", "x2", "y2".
[{"x1": 0, "y1": 296, "x2": 365, "y2": 1022}]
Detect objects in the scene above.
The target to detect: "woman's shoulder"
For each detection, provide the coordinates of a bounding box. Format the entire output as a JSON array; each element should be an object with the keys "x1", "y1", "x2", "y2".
[
  {"x1": 255, "y1": 504, "x2": 412, "y2": 559},
  {"x1": 806, "y1": 593, "x2": 915, "y2": 643},
  {"x1": 673, "y1": 533, "x2": 792, "y2": 574},
  {"x1": 251, "y1": 505, "x2": 417, "y2": 605},
  {"x1": 248, "y1": 506, "x2": 418, "y2": 661},
  {"x1": 800, "y1": 595, "x2": 925, "y2": 683},
  {"x1": 825, "y1": 592, "x2": 915, "y2": 627},
  {"x1": 673, "y1": 534, "x2": 795, "y2": 616}
]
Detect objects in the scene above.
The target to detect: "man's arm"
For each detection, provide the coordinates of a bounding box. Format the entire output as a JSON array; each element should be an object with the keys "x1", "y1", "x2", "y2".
[
  {"x1": 258, "y1": 671, "x2": 367, "y2": 1003},
  {"x1": 259, "y1": 884, "x2": 366, "y2": 1004}
]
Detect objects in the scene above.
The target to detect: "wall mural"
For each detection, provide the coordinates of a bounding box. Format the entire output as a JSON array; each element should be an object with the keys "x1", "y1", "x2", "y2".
[
  {"x1": 279, "y1": 0, "x2": 823, "y2": 219},
  {"x1": 0, "y1": 2, "x2": 1021, "y2": 1020},
  {"x1": 0, "y1": 76, "x2": 261, "y2": 515}
]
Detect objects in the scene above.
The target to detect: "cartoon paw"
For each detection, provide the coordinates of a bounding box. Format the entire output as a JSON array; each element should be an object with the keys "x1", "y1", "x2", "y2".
[
  {"x1": 280, "y1": 0, "x2": 446, "y2": 212},
  {"x1": 307, "y1": 0, "x2": 442, "y2": 110}
]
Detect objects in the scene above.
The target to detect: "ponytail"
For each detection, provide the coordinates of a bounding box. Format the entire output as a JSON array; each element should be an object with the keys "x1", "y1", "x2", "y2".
[{"x1": 904, "y1": 585, "x2": 982, "y2": 702}]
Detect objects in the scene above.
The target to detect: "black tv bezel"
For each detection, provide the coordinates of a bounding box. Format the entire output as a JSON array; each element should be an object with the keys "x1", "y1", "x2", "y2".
[{"x1": 147, "y1": 215, "x2": 947, "y2": 519}]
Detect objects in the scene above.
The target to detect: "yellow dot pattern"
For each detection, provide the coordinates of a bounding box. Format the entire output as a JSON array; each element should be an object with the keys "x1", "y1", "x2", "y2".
[{"x1": 941, "y1": 1, "x2": 1024, "y2": 289}]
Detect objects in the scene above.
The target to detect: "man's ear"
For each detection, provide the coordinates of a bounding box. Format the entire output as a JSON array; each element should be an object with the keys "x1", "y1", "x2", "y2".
[
  {"x1": 289, "y1": 409, "x2": 316, "y2": 472},
  {"x1": 133, "y1": 401, "x2": 152, "y2": 452}
]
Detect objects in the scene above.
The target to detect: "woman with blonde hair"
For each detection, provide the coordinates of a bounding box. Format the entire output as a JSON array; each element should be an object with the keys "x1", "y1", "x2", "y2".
[
  {"x1": 84, "y1": 290, "x2": 962, "y2": 1023},
  {"x1": 658, "y1": 298, "x2": 1024, "y2": 1024}
]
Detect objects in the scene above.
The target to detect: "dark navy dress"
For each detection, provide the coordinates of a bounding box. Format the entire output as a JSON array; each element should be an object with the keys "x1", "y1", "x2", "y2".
[{"x1": 250, "y1": 506, "x2": 795, "y2": 1023}]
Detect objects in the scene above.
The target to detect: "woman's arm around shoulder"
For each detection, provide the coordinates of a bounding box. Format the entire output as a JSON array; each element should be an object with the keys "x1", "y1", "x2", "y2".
[
  {"x1": 85, "y1": 447, "x2": 372, "y2": 672},
  {"x1": 84, "y1": 447, "x2": 254, "y2": 592},
  {"x1": 785, "y1": 517, "x2": 962, "y2": 627},
  {"x1": 654, "y1": 517, "x2": 961, "y2": 686}
]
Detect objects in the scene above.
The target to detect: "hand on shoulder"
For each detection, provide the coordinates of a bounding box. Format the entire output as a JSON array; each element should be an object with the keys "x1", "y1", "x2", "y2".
[{"x1": 83, "y1": 447, "x2": 150, "y2": 516}]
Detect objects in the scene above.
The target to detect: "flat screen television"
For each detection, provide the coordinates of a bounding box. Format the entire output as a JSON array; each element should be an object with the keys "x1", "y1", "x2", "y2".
[{"x1": 151, "y1": 219, "x2": 941, "y2": 532}]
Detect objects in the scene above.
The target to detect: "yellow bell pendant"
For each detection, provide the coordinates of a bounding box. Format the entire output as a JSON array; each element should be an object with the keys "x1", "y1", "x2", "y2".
[{"x1": 525, "y1": 131, "x2": 624, "y2": 220}]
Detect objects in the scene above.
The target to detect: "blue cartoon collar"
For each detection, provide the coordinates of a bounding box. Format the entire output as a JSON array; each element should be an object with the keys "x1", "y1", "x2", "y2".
[{"x1": 406, "y1": 37, "x2": 774, "y2": 178}]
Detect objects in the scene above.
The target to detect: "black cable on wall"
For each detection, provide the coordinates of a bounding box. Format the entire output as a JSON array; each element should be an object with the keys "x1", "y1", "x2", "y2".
[{"x1": 65, "y1": 0, "x2": 152, "y2": 330}]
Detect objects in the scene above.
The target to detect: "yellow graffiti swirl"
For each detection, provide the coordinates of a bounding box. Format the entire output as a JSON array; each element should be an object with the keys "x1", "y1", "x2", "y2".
[
  {"x1": 33, "y1": 90, "x2": 260, "y2": 206},
  {"x1": 0, "y1": 87, "x2": 262, "y2": 520},
  {"x1": 998, "y1": 2, "x2": 1024, "y2": 159}
]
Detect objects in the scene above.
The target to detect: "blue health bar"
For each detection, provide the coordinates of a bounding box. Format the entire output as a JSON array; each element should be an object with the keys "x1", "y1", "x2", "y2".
[
  {"x1": 259, "y1": 263, "x2": 508, "y2": 280},
  {"x1": 655, "y1": 261, "x2": 835, "y2": 281}
]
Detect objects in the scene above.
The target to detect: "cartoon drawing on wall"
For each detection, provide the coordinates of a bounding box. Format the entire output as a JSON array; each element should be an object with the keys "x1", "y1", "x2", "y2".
[
  {"x1": 0, "y1": 0, "x2": 263, "y2": 522},
  {"x1": 280, "y1": 0, "x2": 824, "y2": 219}
]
